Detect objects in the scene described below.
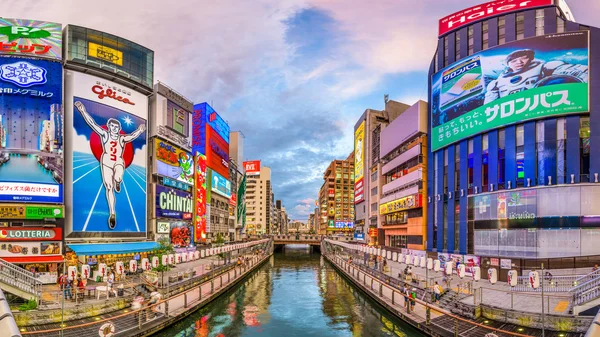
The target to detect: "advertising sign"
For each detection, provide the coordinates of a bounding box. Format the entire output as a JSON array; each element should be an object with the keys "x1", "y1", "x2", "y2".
[
  {"x1": 0, "y1": 18, "x2": 63, "y2": 60},
  {"x1": 170, "y1": 222, "x2": 193, "y2": 248},
  {"x1": 354, "y1": 232, "x2": 365, "y2": 240},
  {"x1": 157, "y1": 176, "x2": 191, "y2": 193},
  {"x1": 203, "y1": 103, "x2": 230, "y2": 143},
  {"x1": 335, "y1": 221, "x2": 354, "y2": 229},
  {"x1": 501, "y1": 258, "x2": 512, "y2": 269},
  {"x1": 156, "y1": 222, "x2": 170, "y2": 234},
  {"x1": 88, "y1": 42, "x2": 123, "y2": 66},
  {"x1": 155, "y1": 185, "x2": 193, "y2": 220},
  {"x1": 243, "y1": 160, "x2": 260, "y2": 176},
  {"x1": 206, "y1": 125, "x2": 230, "y2": 179},
  {"x1": 194, "y1": 152, "x2": 207, "y2": 242},
  {"x1": 379, "y1": 194, "x2": 421, "y2": 215},
  {"x1": 470, "y1": 189, "x2": 536, "y2": 221},
  {"x1": 328, "y1": 220, "x2": 334, "y2": 228},
  {"x1": 0, "y1": 58, "x2": 63, "y2": 203},
  {"x1": 0, "y1": 205, "x2": 63, "y2": 219},
  {"x1": 67, "y1": 71, "x2": 148, "y2": 234},
  {"x1": 211, "y1": 170, "x2": 231, "y2": 198},
  {"x1": 328, "y1": 189, "x2": 334, "y2": 197},
  {"x1": 0, "y1": 227, "x2": 62, "y2": 241},
  {"x1": 155, "y1": 139, "x2": 194, "y2": 185},
  {"x1": 438, "y1": 0, "x2": 552, "y2": 36},
  {"x1": 0, "y1": 241, "x2": 62, "y2": 257},
  {"x1": 354, "y1": 120, "x2": 365, "y2": 204},
  {"x1": 431, "y1": 31, "x2": 589, "y2": 151}
]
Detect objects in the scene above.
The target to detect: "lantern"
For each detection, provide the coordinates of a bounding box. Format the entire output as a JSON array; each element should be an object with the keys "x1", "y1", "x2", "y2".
[
  {"x1": 529, "y1": 271, "x2": 540, "y2": 289},
  {"x1": 427, "y1": 258, "x2": 433, "y2": 270},
  {"x1": 201, "y1": 250, "x2": 205, "y2": 258},
  {"x1": 98, "y1": 263, "x2": 107, "y2": 277},
  {"x1": 168, "y1": 254, "x2": 174, "y2": 265},
  {"x1": 405, "y1": 254, "x2": 412, "y2": 265},
  {"x1": 433, "y1": 260, "x2": 441, "y2": 272},
  {"x1": 508, "y1": 270, "x2": 518, "y2": 287},
  {"x1": 392, "y1": 252, "x2": 398, "y2": 262},
  {"x1": 420, "y1": 257, "x2": 426, "y2": 268},
  {"x1": 115, "y1": 262, "x2": 124, "y2": 275},
  {"x1": 130, "y1": 260, "x2": 137, "y2": 273},
  {"x1": 488, "y1": 268, "x2": 498, "y2": 284},
  {"x1": 472, "y1": 266, "x2": 481, "y2": 281},
  {"x1": 457, "y1": 264, "x2": 466, "y2": 278},
  {"x1": 194, "y1": 251, "x2": 200, "y2": 259},
  {"x1": 81, "y1": 265, "x2": 91, "y2": 279},
  {"x1": 413, "y1": 256, "x2": 420, "y2": 267},
  {"x1": 445, "y1": 261, "x2": 454, "y2": 276},
  {"x1": 162, "y1": 255, "x2": 168, "y2": 266},
  {"x1": 68, "y1": 266, "x2": 77, "y2": 281},
  {"x1": 141, "y1": 258, "x2": 150, "y2": 271},
  {"x1": 152, "y1": 256, "x2": 159, "y2": 268}
]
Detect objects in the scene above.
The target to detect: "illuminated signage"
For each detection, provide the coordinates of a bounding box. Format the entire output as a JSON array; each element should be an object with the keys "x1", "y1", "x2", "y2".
[
  {"x1": 155, "y1": 139, "x2": 194, "y2": 185},
  {"x1": 194, "y1": 152, "x2": 207, "y2": 242},
  {"x1": 243, "y1": 160, "x2": 261, "y2": 176},
  {"x1": 157, "y1": 176, "x2": 192, "y2": 193},
  {"x1": 354, "y1": 120, "x2": 365, "y2": 204},
  {"x1": 438, "y1": 0, "x2": 552, "y2": 36},
  {"x1": 0, "y1": 227, "x2": 61, "y2": 240},
  {"x1": 207, "y1": 125, "x2": 230, "y2": 179},
  {"x1": 88, "y1": 42, "x2": 123, "y2": 66},
  {"x1": 335, "y1": 221, "x2": 354, "y2": 229},
  {"x1": 91, "y1": 84, "x2": 135, "y2": 105},
  {"x1": 379, "y1": 194, "x2": 421, "y2": 215},
  {"x1": 0, "y1": 19, "x2": 62, "y2": 60},
  {"x1": 211, "y1": 170, "x2": 231, "y2": 198},
  {"x1": 156, "y1": 185, "x2": 193, "y2": 220},
  {"x1": 0, "y1": 61, "x2": 47, "y2": 87}
]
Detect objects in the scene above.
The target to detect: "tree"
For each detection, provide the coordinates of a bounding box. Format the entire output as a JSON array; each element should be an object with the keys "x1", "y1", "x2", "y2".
[
  {"x1": 215, "y1": 233, "x2": 226, "y2": 262},
  {"x1": 152, "y1": 237, "x2": 175, "y2": 273}
]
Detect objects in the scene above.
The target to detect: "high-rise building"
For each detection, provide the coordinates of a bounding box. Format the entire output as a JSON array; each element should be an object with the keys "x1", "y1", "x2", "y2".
[
  {"x1": 429, "y1": 1, "x2": 597, "y2": 279},
  {"x1": 245, "y1": 165, "x2": 271, "y2": 235},
  {"x1": 379, "y1": 101, "x2": 428, "y2": 249},
  {"x1": 319, "y1": 152, "x2": 355, "y2": 235},
  {"x1": 353, "y1": 100, "x2": 410, "y2": 244}
]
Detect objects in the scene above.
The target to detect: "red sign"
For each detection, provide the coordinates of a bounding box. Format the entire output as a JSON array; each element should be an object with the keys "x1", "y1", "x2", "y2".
[
  {"x1": 91, "y1": 85, "x2": 135, "y2": 105},
  {"x1": 328, "y1": 189, "x2": 334, "y2": 197},
  {"x1": 243, "y1": 160, "x2": 261, "y2": 176},
  {"x1": 0, "y1": 227, "x2": 62, "y2": 241},
  {"x1": 229, "y1": 194, "x2": 237, "y2": 206},
  {"x1": 438, "y1": 0, "x2": 552, "y2": 36},
  {"x1": 368, "y1": 228, "x2": 377, "y2": 237},
  {"x1": 354, "y1": 178, "x2": 364, "y2": 204},
  {"x1": 206, "y1": 125, "x2": 229, "y2": 179},
  {"x1": 195, "y1": 153, "x2": 207, "y2": 242}
]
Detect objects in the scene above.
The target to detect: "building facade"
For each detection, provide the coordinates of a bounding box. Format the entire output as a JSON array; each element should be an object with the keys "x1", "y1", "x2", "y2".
[
  {"x1": 245, "y1": 165, "x2": 271, "y2": 235},
  {"x1": 428, "y1": 0, "x2": 599, "y2": 275},
  {"x1": 379, "y1": 101, "x2": 428, "y2": 250},
  {"x1": 319, "y1": 153, "x2": 356, "y2": 235}
]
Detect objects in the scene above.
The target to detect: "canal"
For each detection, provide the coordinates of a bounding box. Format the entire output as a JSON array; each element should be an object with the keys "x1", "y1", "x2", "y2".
[{"x1": 153, "y1": 245, "x2": 426, "y2": 337}]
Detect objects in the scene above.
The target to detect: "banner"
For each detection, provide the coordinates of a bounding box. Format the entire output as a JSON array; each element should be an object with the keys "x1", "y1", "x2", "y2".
[
  {"x1": 155, "y1": 185, "x2": 193, "y2": 220},
  {"x1": 0, "y1": 18, "x2": 62, "y2": 60},
  {"x1": 431, "y1": 31, "x2": 589, "y2": 151},
  {"x1": 155, "y1": 138, "x2": 194, "y2": 185},
  {"x1": 354, "y1": 120, "x2": 365, "y2": 204},
  {"x1": 237, "y1": 173, "x2": 246, "y2": 233},
  {"x1": 379, "y1": 194, "x2": 421, "y2": 215},
  {"x1": 194, "y1": 152, "x2": 207, "y2": 242},
  {"x1": 0, "y1": 58, "x2": 63, "y2": 203},
  {"x1": 68, "y1": 71, "x2": 148, "y2": 234}
]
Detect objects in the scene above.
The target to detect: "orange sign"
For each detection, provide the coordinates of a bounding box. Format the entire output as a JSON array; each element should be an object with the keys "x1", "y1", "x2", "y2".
[{"x1": 243, "y1": 160, "x2": 261, "y2": 176}]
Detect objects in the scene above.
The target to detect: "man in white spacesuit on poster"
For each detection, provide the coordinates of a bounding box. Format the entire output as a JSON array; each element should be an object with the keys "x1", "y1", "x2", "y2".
[{"x1": 484, "y1": 49, "x2": 588, "y2": 104}]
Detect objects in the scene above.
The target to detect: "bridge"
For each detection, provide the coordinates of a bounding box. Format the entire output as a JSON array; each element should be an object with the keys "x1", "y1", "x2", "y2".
[
  {"x1": 272, "y1": 234, "x2": 355, "y2": 246},
  {"x1": 2, "y1": 148, "x2": 61, "y2": 158}
]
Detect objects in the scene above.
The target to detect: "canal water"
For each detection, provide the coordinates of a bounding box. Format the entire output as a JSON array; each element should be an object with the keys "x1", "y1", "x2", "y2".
[{"x1": 153, "y1": 245, "x2": 426, "y2": 337}]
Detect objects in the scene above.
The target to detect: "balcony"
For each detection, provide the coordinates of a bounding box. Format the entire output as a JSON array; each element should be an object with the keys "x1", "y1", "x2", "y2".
[
  {"x1": 382, "y1": 168, "x2": 422, "y2": 195},
  {"x1": 382, "y1": 144, "x2": 421, "y2": 175},
  {"x1": 380, "y1": 185, "x2": 420, "y2": 204}
]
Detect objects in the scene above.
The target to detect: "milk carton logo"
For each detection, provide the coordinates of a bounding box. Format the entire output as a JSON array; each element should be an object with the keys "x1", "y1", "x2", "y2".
[{"x1": 0, "y1": 61, "x2": 47, "y2": 87}]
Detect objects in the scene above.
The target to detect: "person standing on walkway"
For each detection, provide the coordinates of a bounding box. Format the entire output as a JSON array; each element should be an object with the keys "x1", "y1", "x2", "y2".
[
  {"x1": 363, "y1": 251, "x2": 368, "y2": 265},
  {"x1": 107, "y1": 271, "x2": 117, "y2": 297},
  {"x1": 373, "y1": 256, "x2": 378, "y2": 271},
  {"x1": 434, "y1": 281, "x2": 442, "y2": 304},
  {"x1": 58, "y1": 272, "x2": 72, "y2": 300}
]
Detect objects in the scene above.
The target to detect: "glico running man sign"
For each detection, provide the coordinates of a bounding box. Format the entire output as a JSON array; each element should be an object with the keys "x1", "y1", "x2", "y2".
[
  {"x1": 430, "y1": 31, "x2": 588, "y2": 152},
  {"x1": 66, "y1": 71, "x2": 148, "y2": 235}
]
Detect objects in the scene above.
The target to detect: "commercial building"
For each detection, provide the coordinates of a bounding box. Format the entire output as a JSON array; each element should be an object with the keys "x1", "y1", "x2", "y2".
[
  {"x1": 354, "y1": 99, "x2": 411, "y2": 244},
  {"x1": 428, "y1": 0, "x2": 599, "y2": 276},
  {"x1": 245, "y1": 165, "x2": 271, "y2": 235},
  {"x1": 379, "y1": 101, "x2": 428, "y2": 250},
  {"x1": 319, "y1": 152, "x2": 355, "y2": 235}
]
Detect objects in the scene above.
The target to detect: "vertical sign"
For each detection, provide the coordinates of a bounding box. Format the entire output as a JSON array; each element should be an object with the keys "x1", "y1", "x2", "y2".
[
  {"x1": 194, "y1": 152, "x2": 207, "y2": 242},
  {"x1": 354, "y1": 120, "x2": 365, "y2": 204}
]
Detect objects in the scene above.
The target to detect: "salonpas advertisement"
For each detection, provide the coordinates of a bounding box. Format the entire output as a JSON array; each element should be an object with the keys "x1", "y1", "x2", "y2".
[{"x1": 431, "y1": 31, "x2": 589, "y2": 151}]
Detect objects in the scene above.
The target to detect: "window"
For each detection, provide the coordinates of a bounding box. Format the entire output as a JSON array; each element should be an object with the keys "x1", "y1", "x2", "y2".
[
  {"x1": 455, "y1": 31, "x2": 460, "y2": 60},
  {"x1": 516, "y1": 125, "x2": 525, "y2": 187},
  {"x1": 455, "y1": 143, "x2": 460, "y2": 193},
  {"x1": 516, "y1": 13, "x2": 525, "y2": 40},
  {"x1": 482, "y1": 134, "x2": 489, "y2": 192},
  {"x1": 443, "y1": 203, "x2": 448, "y2": 250},
  {"x1": 443, "y1": 149, "x2": 449, "y2": 194},
  {"x1": 498, "y1": 129, "x2": 506, "y2": 189},
  {"x1": 371, "y1": 170, "x2": 378, "y2": 182},
  {"x1": 557, "y1": 16, "x2": 565, "y2": 33},
  {"x1": 581, "y1": 117, "x2": 590, "y2": 182},
  {"x1": 166, "y1": 101, "x2": 189, "y2": 136},
  {"x1": 498, "y1": 16, "x2": 506, "y2": 45},
  {"x1": 536, "y1": 9, "x2": 545, "y2": 36},
  {"x1": 482, "y1": 21, "x2": 489, "y2": 49},
  {"x1": 371, "y1": 203, "x2": 378, "y2": 212},
  {"x1": 468, "y1": 139, "x2": 474, "y2": 193},
  {"x1": 536, "y1": 121, "x2": 544, "y2": 185},
  {"x1": 371, "y1": 187, "x2": 378, "y2": 196},
  {"x1": 444, "y1": 35, "x2": 449, "y2": 67},
  {"x1": 557, "y1": 118, "x2": 566, "y2": 184},
  {"x1": 468, "y1": 26, "x2": 474, "y2": 55},
  {"x1": 454, "y1": 204, "x2": 460, "y2": 250},
  {"x1": 385, "y1": 155, "x2": 423, "y2": 184}
]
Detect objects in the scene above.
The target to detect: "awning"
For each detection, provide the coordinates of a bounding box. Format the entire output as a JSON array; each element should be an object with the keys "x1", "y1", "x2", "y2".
[
  {"x1": 2, "y1": 256, "x2": 64, "y2": 263},
  {"x1": 67, "y1": 242, "x2": 159, "y2": 256}
]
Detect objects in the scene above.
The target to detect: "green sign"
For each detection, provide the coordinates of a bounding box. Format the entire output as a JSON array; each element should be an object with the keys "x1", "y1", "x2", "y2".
[
  {"x1": 328, "y1": 220, "x2": 334, "y2": 228},
  {"x1": 26, "y1": 206, "x2": 63, "y2": 219},
  {"x1": 0, "y1": 26, "x2": 50, "y2": 41},
  {"x1": 432, "y1": 83, "x2": 588, "y2": 151}
]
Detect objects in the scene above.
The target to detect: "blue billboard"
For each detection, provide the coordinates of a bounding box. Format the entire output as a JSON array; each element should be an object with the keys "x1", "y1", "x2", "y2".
[
  {"x1": 0, "y1": 58, "x2": 63, "y2": 203},
  {"x1": 354, "y1": 232, "x2": 365, "y2": 240},
  {"x1": 193, "y1": 102, "x2": 229, "y2": 144},
  {"x1": 210, "y1": 170, "x2": 231, "y2": 198}
]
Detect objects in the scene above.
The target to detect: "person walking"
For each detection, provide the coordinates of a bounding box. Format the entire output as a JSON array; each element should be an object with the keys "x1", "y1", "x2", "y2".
[
  {"x1": 58, "y1": 272, "x2": 72, "y2": 300},
  {"x1": 434, "y1": 281, "x2": 443, "y2": 304},
  {"x1": 402, "y1": 285, "x2": 409, "y2": 308},
  {"x1": 107, "y1": 271, "x2": 117, "y2": 297}
]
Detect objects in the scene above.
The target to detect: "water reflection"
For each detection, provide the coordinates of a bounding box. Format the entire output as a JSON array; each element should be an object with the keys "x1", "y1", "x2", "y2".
[{"x1": 154, "y1": 245, "x2": 424, "y2": 337}]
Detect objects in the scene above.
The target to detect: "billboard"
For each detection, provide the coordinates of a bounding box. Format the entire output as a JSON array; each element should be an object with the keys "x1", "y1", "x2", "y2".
[
  {"x1": 154, "y1": 138, "x2": 194, "y2": 186},
  {"x1": 206, "y1": 125, "x2": 230, "y2": 179},
  {"x1": 438, "y1": 0, "x2": 552, "y2": 36},
  {"x1": 0, "y1": 18, "x2": 62, "y2": 60},
  {"x1": 211, "y1": 170, "x2": 231, "y2": 198},
  {"x1": 169, "y1": 221, "x2": 193, "y2": 248},
  {"x1": 67, "y1": 71, "x2": 148, "y2": 234},
  {"x1": 354, "y1": 120, "x2": 365, "y2": 204},
  {"x1": 379, "y1": 194, "x2": 422, "y2": 215},
  {"x1": 431, "y1": 31, "x2": 589, "y2": 151},
  {"x1": 335, "y1": 221, "x2": 354, "y2": 229},
  {"x1": 155, "y1": 185, "x2": 193, "y2": 220},
  {"x1": 0, "y1": 204, "x2": 63, "y2": 219},
  {"x1": 243, "y1": 160, "x2": 260, "y2": 176},
  {"x1": 0, "y1": 58, "x2": 63, "y2": 203},
  {"x1": 194, "y1": 152, "x2": 207, "y2": 242},
  {"x1": 202, "y1": 103, "x2": 229, "y2": 143}
]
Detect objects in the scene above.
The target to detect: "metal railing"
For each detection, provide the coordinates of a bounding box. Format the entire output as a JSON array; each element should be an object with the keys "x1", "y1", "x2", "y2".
[
  {"x1": 511, "y1": 275, "x2": 581, "y2": 292},
  {"x1": 0, "y1": 258, "x2": 42, "y2": 301},
  {"x1": 571, "y1": 274, "x2": 600, "y2": 307}
]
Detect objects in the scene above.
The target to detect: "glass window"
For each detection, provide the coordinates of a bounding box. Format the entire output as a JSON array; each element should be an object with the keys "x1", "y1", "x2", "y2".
[
  {"x1": 371, "y1": 171, "x2": 378, "y2": 182},
  {"x1": 482, "y1": 134, "x2": 489, "y2": 192},
  {"x1": 516, "y1": 13, "x2": 525, "y2": 40},
  {"x1": 581, "y1": 117, "x2": 590, "y2": 182},
  {"x1": 498, "y1": 129, "x2": 506, "y2": 189},
  {"x1": 444, "y1": 149, "x2": 449, "y2": 194},
  {"x1": 536, "y1": 9, "x2": 545, "y2": 36},
  {"x1": 557, "y1": 118, "x2": 566, "y2": 184},
  {"x1": 557, "y1": 17, "x2": 565, "y2": 33},
  {"x1": 444, "y1": 36, "x2": 449, "y2": 67},
  {"x1": 455, "y1": 143, "x2": 460, "y2": 192},
  {"x1": 455, "y1": 31, "x2": 460, "y2": 60},
  {"x1": 468, "y1": 26, "x2": 474, "y2": 55},
  {"x1": 517, "y1": 125, "x2": 525, "y2": 187},
  {"x1": 498, "y1": 16, "x2": 506, "y2": 45},
  {"x1": 482, "y1": 21, "x2": 489, "y2": 49},
  {"x1": 370, "y1": 203, "x2": 378, "y2": 212},
  {"x1": 434, "y1": 51, "x2": 439, "y2": 73}
]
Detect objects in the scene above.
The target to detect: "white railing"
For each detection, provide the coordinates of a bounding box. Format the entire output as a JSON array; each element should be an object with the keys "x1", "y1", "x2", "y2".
[{"x1": 0, "y1": 258, "x2": 42, "y2": 301}]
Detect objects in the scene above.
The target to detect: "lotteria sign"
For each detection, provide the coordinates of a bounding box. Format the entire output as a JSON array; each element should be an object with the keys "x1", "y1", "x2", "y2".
[
  {"x1": 438, "y1": 0, "x2": 553, "y2": 36},
  {"x1": 0, "y1": 227, "x2": 61, "y2": 241},
  {"x1": 155, "y1": 185, "x2": 193, "y2": 220}
]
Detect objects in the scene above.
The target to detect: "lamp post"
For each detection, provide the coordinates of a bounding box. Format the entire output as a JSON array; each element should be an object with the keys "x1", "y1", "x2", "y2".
[{"x1": 541, "y1": 263, "x2": 545, "y2": 337}]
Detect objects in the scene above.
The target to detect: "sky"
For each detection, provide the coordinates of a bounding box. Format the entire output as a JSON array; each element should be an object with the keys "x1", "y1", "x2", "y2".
[{"x1": 2, "y1": 0, "x2": 598, "y2": 221}]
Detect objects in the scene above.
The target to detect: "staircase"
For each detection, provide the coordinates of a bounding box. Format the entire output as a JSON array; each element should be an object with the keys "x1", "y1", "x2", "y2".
[{"x1": 0, "y1": 258, "x2": 41, "y2": 302}]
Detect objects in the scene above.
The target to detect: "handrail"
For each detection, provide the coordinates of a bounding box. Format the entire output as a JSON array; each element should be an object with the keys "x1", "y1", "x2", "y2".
[
  {"x1": 0, "y1": 258, "x2": 42, "y2": 300},
  {"x1": 328, "y1": 253, "x2": 533, "y2": 337}
]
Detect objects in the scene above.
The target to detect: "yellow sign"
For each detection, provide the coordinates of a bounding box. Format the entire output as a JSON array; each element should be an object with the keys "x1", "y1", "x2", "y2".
[
  {"x1": 0, "y1": 205, "x2": 26, "y2": 219},
  {"x1": 379, "y1": 194, "x2": 419, "y2": 215},
  {"x1": 88, "y1": 42, "x2": 123, "y2": 66},
  {"x1": 354, "y1": 120, "x2": 365, "y2": 182}
]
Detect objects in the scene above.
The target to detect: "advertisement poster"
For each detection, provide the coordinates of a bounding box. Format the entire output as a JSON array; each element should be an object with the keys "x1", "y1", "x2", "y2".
[
  {"x1": 211, "y1": 170, "x2": 231, "y2": 198},
  {"x1": 206, "y1": 125, "x2": 229, "y2": 179},
  {"x1": 243, "y1": 160, "x2": 260, "y2": 176},
  {"x1": 431, "y1": 31, "x2": 589, "y2": 151},
  {"x1": 155, "y1": 138, "x2": 193, "y2": 185},
  {"x1": 0, "y1": 58, "x2": 63, "y2": 203},
  {"x1": 0, "y1": 18, "x2": 63, "y2": 60},
  {"x1": 155, "y1": 185, "x2": 193, "y2": 220},
  {"x1": 501, "y1": 258, "x2": 512, "y2": 269},
  {"x1": 354, "y1": 120, "x2": 365, "y2": 204},
  {"x1": 194, "y1": 152, "x2": 207, "y2": 242},
  {"x1": 0, "y1": 241, "x2": 62, "y2": 257},
  {"x1": 463, "y1": 255, "x2": 481, "y2": 277},
  {"x1": 68, "y1": 71, "x2": 148, "y2": 233},
  {"x1": 170, "y1": 222, "x2": 193, "y2": 248}
]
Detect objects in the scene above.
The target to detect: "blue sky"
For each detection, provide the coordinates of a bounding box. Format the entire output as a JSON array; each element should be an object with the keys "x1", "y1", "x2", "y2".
[{"x1": 3, "y1": 0, "x2": 598, "y2": 221}]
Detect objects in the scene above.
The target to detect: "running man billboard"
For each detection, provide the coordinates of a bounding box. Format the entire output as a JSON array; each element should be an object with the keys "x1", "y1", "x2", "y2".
[
  {"x1": 0, "y1": 58, "x2": 63, "y2": 203},
  {"x1": 431, "y1": 31, "x2": 589, "y2": 151},
  {"x1": 66, "y1": 71, "x2": 148, "y2": 236}
]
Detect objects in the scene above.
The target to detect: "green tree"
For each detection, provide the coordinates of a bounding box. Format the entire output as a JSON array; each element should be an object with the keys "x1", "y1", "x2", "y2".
[
  {"x1": 152, "y1": 237, "x2": 175, "y2": 273},
  {"x1": 214, "y1": 233, "x2": 226, "y2": 260}
]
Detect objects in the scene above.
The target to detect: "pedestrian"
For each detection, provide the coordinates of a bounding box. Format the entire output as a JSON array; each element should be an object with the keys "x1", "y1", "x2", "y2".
[
  {"x1": 58, "y1": 272, "x2": 72, "y2": 300},
  {"x1": 434, "y1": 281, "x2": 442, "y2": 304},
  {"x1": 593, "y1": 264, "x2": 599, "y2": 272},
  {"x1": 411, "y1": 288, "x2": 417, "y2": 308},
  {"x1": 363, "y1": 251, "x2": 368, "y2": 265},
  {"x1": 404, "y1": 285, "x2": 411, "y2": 309},
  {"x1": 76, "y1": 273, "x2": 85, "y2": 301},
  {"x1": 374, "y1": 257, "x2": 378, "y2": 271},
  {"x1": 65, "y1": 275, "x2": 74, "y2": 301},
  {"x1": 107, "y1": 271, "x2": 117, "y2": 297},
  {"x1": 383, "y1": 260, "x2": 388, "y2": 274},
  {"x1": 132, "y1": 292, "x2": 145, "y2": 310}
]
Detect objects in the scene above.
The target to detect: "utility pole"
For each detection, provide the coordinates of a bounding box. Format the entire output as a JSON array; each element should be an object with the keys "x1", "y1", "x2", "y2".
[{"x1": 541, "y1": 263, "x2": 545, "y2": 337}]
